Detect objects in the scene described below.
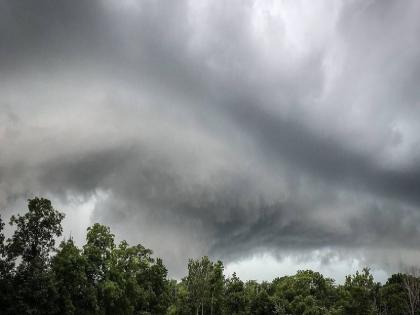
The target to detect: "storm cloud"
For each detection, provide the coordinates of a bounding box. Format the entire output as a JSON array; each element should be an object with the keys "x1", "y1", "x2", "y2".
[{"x1": 1, "y1": 0, "x2": 420, "y2": 277}]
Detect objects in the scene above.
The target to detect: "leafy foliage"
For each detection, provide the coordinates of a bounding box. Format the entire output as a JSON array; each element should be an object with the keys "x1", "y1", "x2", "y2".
[{"x1": 0, "y1": 197, "x2": 419, "y2": 315}]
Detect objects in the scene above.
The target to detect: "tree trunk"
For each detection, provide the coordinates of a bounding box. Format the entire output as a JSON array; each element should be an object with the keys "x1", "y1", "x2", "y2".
[{"x1": 403, "y1": 273, "x2": 420, "y2": 315}]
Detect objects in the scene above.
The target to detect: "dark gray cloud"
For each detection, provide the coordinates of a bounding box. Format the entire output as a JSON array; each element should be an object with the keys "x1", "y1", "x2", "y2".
[{"x1": 1, "y1": 0, "x2": 420, "y2": 278}]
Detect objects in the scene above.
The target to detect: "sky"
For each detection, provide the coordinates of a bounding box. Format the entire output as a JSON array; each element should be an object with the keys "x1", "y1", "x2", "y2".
[{"x1": 1, "y1": 0, "x2": 420, "y2": 282}]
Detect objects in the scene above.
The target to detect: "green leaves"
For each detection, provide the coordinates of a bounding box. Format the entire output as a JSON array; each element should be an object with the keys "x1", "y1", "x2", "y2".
[
  {"x1": 0, "y1": 197, "x2": 418, "y2": 315},
  {"x1": 224, "y1": 272, "x2": 246, "y2": 314},
  {"x1": 184, "y1": 256, "x2": 223, "y2": 315},
  {"x1": 2, "y1": 197, "x2": 65, "y2": 314},
  {"x1": 338, "y1": 268, "x2": 380, "y2": 315},
  {"x1": 0, "y1": 198, "x2": 171, "y2": 315},
  {"x1": 80, "y1": 223, "x2": 170, "y2": 315},
  {"x1": 52, "y1": 239, "x2": 98, "y2": 315},
  {"x1": 8, "y1": 197, "x2": 65, "y2": 263}
]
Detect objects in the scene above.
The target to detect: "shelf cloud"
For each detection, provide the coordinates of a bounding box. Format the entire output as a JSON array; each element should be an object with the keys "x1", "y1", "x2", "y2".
[{"x1": 1, "y1": 0, "x2": 420, "y2": 277}]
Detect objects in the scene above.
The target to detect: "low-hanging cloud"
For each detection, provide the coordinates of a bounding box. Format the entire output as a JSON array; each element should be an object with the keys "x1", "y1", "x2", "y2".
[{"x1": 1, "y1": 0, "x2": 420, "y2": 277}]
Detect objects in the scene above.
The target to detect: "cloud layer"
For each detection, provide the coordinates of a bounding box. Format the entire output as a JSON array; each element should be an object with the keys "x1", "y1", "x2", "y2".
[{"x1": 1, "y1": 0, "x2": 420, "y2": 277}]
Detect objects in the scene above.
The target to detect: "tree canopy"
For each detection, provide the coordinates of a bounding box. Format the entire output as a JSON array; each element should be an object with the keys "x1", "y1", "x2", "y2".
[{"x1": 0, "y1": 197, "x2": 419, "y2": 315}]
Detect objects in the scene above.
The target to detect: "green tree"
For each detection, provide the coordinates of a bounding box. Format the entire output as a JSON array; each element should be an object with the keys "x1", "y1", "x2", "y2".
[
  {"x1": 171, "y1": 280, "x2": 194, "y2": 315},
  {"x1": 52, "y1": 238, "x2": 98, "y2": 315},
  {"x1": 224, "y1": 272, "x2": 246, "y2": 315},
  {"x1": 402, "y1": 271, "x2": 420, "y2": 315},
  {"x1": 1, "y1": 197, "x2": 417, "y2": 315},
  {"x1": 380, "y1": 273, "x2": 408, "y2": 315},
  {"x1": 186, "y1": 256, "x2": 211, "y2": 315},
  {"x1": 6, "y1": 197, "x2": 65, "y2": 315},
  {"x1": 0, "y1": 215, "x2": 14, "y2": 313},
  {"x1": 83, "y1": 223, "x2": 115, "y2": 285},
  {"x1": 184, "y1": 256, "x2": 225, "y2": 315},
  {"x1": 82, "y1": 223, "x2": 171, "y2": 315},
  {"x1": 271, "y1": 270, "x2": 338, "y2": 315},
  {"x1": 248, "y1": 287, "x2": 274, "y2": 315},
  {"x1": 338, "y1": 268, "x2": 380, "y2": 315},
  {"x1": 135, "y1": 255, "x2": 171, "y2": 314},
  {"x1": 209, "y1": 260, "x2": 225, "y2": 315}
]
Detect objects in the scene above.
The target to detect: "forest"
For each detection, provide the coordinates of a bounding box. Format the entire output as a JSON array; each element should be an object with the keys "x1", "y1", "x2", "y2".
[{"x1": 0, "y1": 197, "x2": 419, "y2": 315}]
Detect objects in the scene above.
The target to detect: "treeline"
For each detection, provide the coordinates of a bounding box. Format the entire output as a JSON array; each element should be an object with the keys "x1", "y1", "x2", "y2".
[{"x1": 0, "y1": 198, "x2": 419, "y2": 315}]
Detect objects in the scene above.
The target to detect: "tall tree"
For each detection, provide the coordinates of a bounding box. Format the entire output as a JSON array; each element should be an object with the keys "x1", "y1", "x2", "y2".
[
  {"x1": 0, "y1": 215, "x2": 14, "y2": 312},
  {"x1": 83, "y1": 223, "x2": 115, "y2": 285},
  {"x1": 82, "y1": 223, "x2": 171, "y2": 314},
  {"x1": 271, "y1": 270, "x2": 338, "y2": 315},
  {"x1": 339, "y1": 268, "x2": 380, "y2": 315},
  {"x1": 187, "y1": 257, "x2": 209, "y2": 315},
  {"x1": 224, "y1": 272, "x2": 246, "y2": 315},
  {"x1": 380, "y1": 273, "x2": 409, "y2": 315},
  {"x1": 7, "y1": 197, "x2": 65, "y2": 262},
  {"x1": 185, "y1": 256, "x2": 225, "y2": 315},
  {"x1": 52, "y1": 238, "x2": 98, "y2": 315},
  {"x1": 209, "y1": 260, "x2": 225, "y2": 315},
  {"x1": 402, "y1": 269, "x2": 420, "y2": 315},
  {"x1": 6, "y1": 197, "x2": 65, "y2": 315}
]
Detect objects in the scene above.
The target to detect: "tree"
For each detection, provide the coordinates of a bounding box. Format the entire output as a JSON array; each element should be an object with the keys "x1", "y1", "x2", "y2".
[
  {"x1": 52, "y1": 238, "x2": 98, "y2": 315},
  {"x1": 0, "y1": 215, "x2": 14, "y2": 312},
  {"x1": 271, "y1": 270, "x2": 338, "y2": 315},
  {"x1": 209, "y1": 260, "x2": 225, "y2": 315},
  {"x1": 224, "y1": 272, "x2": 246, "y2": 315},
  {"x1": 402, "y1": 268, "x2": 420, "y2": 315},
  {"x1": 139, "y1": 257, "x2": 171, "y2": 314},
  {"x1": 186, "y1": 256, "x2": 209, "y2": 315},
  {"x1": 380, "y1": 273, "x2": 409, "y2": 315},
  {"x1": 184, "y1": 256, "x2": 226, "y2": 315},
  {"x1": 248, "y1": 287, "x2": 274, "y2": 315},
  {"x1": 2, "y1": 196, "x2": 419, "y2": 315},
  {"x1": 83, "y1": 223, "x2": 115, "y2": 285},
  {"x1": 0, "y1": 215, "x2": 5, "y2": 265},
  {"x1": 7, "y1": 197, "x2": 65, "y2": 263},
  {"x1": 171, "y1": 280, "x2": 194, "y2": 315},
  {"x1": 338, "y1": 268, "x2": 380, "y2": 315},
  {"x1": 82, "y1": 223, "x2": 171, "y2": 315},
  {"x1": 6, "y1": 197, "x2": 65, "y2": 315}
]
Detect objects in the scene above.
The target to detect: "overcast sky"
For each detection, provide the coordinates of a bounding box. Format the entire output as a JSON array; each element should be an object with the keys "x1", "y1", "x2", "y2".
[{"x1": 1, "y1": 0, "x2": 420, "y2": 282}]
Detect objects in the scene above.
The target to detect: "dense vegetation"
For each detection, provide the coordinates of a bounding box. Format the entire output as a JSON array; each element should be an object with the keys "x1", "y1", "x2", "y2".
[{"x1": 0, "y1": 198, "x2": 419, "y2": 314}]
